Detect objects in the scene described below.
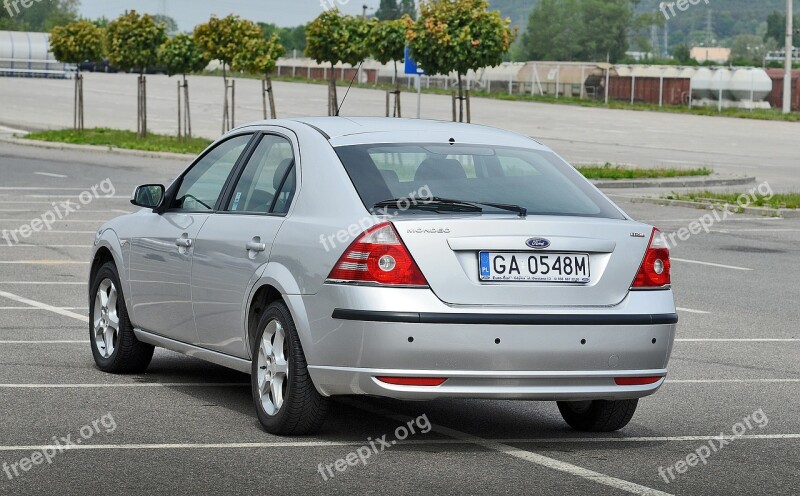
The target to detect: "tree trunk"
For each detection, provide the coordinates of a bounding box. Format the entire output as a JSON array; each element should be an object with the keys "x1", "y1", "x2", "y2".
[
  {"x1": 177, "y1": 79, "x2": 182, "y2": 139},
  {"x1": 183, "y1": 74, "x2": 192, "y2": 139},
  {"x1": 73, "y1": 70, "x2": 84, "y2": 131},
  {"x1": 266, "y1": 74, "x2": 276, "y2": 119},
  {"x1": 393, "y1": 61, "x2": 401, "y2": 118},
  {"x1": 457, "y1": 72, "x2": 464, "y2": 123},
  {"x1": 329, "y1": 63, "x2": 338, "y2": 116},
  {"x1": 137, "y1": 72, "x2": 147, "y2": 138},
  {"x1": 222, "y1": 65, "x2": 229, "y2": 134}
]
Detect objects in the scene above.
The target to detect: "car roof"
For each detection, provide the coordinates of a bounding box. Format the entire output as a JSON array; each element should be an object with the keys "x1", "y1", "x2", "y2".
[{"x1": 235, "y1": 117, "x2": 546, "y2": 149}]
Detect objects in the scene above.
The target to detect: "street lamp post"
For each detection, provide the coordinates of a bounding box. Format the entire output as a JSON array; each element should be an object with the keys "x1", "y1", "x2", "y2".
[{"x1": 783, "y1": 0, "x2": 793, "y2": 113}]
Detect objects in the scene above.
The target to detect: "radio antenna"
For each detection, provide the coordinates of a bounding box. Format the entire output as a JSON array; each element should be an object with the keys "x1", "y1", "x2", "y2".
[{"x1": 336, "y1": 61, "x2": 364, "y2": 116}]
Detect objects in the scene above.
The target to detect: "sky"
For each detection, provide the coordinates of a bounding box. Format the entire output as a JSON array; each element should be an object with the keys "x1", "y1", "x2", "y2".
[{"x1": 79, "y1": 0, "x2": 384, "y2": 29}]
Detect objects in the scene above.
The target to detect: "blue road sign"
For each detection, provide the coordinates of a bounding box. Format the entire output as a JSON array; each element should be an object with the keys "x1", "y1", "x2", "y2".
[{"x1": 404, "y1": 46, "x2": 425, "y2": 75}]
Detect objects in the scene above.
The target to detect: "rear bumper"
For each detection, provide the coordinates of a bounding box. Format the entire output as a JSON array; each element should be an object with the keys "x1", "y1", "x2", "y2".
[
  {"x1": 296, "y1": 285, "x2": 677, "y2": 400},
  {"x1": 308, "y1": 365, "x2": 667, "y2": 400}
]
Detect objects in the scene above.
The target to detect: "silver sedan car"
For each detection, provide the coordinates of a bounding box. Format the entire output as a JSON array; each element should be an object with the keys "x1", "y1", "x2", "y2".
[{"x1": 89, "y1": 117, "x2": 677, "y2": 435}]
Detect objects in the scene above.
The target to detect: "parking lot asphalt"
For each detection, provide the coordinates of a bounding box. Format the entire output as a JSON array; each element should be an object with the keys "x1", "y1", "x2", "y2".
[{"x1": 0, "y1": 140, "x2": 798, "y2": 495}]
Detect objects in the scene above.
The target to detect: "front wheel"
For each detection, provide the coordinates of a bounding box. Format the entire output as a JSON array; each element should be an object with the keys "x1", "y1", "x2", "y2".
[
  {"x1": 557, "y1": 399, "x2": 638, "y2": 432},
  {"x1": 251, "y1": 301, "x2": 329, "y2": 435},
  {"x1": 89, "y1": 262, "x2": 154, "y2": 373}
]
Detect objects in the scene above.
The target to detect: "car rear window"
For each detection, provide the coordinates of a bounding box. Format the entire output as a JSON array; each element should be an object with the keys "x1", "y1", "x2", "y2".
[{"x1": 335, "y1": 143, "x2": 625, "y2": 219}]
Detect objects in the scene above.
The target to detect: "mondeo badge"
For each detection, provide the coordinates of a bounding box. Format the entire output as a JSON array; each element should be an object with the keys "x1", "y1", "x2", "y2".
[{"x1": 526, "y1": 238, "x2": 551, "y2": 249}]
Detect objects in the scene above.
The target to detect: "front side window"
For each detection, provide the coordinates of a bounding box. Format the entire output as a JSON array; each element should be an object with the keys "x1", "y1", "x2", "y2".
[
  {"x1": 226, "y1": 134, "x2": 296, "y2": 214},
  {"x1": 171, "y1": 134, "x2": 252, "y2": 211},
  {"x1": 335, "y1": 143, "x2": 624, "y2": 219}
]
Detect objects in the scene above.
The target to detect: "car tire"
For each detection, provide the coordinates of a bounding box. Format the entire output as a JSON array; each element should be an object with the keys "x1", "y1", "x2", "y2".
[
  {"x1": 89, "y1": 261, "x2": 154, "y2": 373},
  {"x1": 251, "y1": 301, "x2": 329, "y2": 435},
  {"x1": 557, "y1": 399, "x2": 638, "y2": 432}
]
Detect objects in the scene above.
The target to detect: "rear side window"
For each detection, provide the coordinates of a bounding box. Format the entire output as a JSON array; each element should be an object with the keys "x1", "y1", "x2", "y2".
[{"x1": 335, "y1": 143, "x2": 624, "y2": 219}]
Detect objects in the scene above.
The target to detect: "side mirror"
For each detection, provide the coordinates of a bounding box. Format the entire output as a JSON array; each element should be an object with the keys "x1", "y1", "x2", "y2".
[{"x1": 131, "y1": 184, "x2": 165, "y2": 209}]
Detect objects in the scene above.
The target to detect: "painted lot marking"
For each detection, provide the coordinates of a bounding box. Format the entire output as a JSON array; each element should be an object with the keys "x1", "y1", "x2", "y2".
[
  {"x1": 0, "y1": 306, "x2": 86, "y2": 310},
  {"x1": 0, "y1": 383, "x2": 249, "y2": 388},
  {"x1": 0, "y1": 340, "x2": 87, "y2": 344},
  {"x1": 671, "y1": 258, "x2": 752, "y2": 271},
  {"x1": 0, "y1": 261, "x2": 88, "y2": 265},
  {"x1": 0, "y1": 245, "x2": 92, "y2": 248},
  {"x1": 676, "y1": 307, "x2": 710, "y2": 314},
  {"x1": 347, "y1": 400, "x2": 673, "y2": 496},
  {"x1": 0, "y1": 281, "x2": 83, "y2": 285},
  {"x1": 676, "y1": 338, "x2": 797, "y2": 342},
  {"x1": 668, "y1": 379, "x2": 800, "y2": 384},
  {"x1": 0, "y1": 219, "x2": 106, "y2": 223},
  {"x1": 0, "y1": 290, "x2": 88, "y2": 322},
  {"x1": 0, "y1": 434, "x2": 797, "y2": 453},
  {"x1": 33, "y1": 172, "x2": 68, "y2": 179}
]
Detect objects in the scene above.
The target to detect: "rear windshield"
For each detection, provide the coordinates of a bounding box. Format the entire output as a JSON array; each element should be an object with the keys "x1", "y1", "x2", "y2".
[{"x1": 335, "y1": 143, "x2": 625, "y2": 219}]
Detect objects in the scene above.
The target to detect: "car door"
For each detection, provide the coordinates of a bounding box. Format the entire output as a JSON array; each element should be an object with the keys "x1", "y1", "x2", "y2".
[
  {"x1": 191, "y1": 132, "x2": 298, "y2": 357},
  {"x1": 128, "y1": 133, "x2": 254, "y2": 343}
]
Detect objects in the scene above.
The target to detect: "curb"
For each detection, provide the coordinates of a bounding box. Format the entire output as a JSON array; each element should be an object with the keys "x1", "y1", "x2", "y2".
[
  {"x1": 0, "y1": 136, "x2": 196, "y2": 161},
  {"x1": 592, "y1": 175, "x2": 756, "y2": 189},
  {"x1": 629, "y1": 196, "x2": 800, "y2": 219}
]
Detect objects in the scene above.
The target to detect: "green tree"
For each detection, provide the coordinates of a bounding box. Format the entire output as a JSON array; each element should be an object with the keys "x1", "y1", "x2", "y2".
[
  {"x1": 730, "y1": 34, "x2": 773, "y2": 66},
  {"x1": 49, "y1": 20, "x2": 105, "y2": 130},
  {"x1": 258, "y1": 22, "x2": 307, "y2": 53},
  {"x1": 408, "y1": 0, "x2": 515, "y2": 121},
  {"x1": 400, "y1": 0, "x2": 417, "y2": 20},
  {"x1": 672, "y1": 44, "x2": 692, "y2": 64},
  {"x1": 106, "y1": 11, "x2": 167, "y2": 137},
  {"x1": 232, "y1": 33, "x2": 286, "y2": 119},
  {"x1": 765, "y1": 10, "x2": 800, "y2": 44},
  {"x1": 306, "y1": 9, "x2": 371, "y2": 115},
  {"x1": 158, "y1": 33, "x2": 209, "y2": 138},
  {"x1": 153, "y1": 14, "x2": 179, "y2": 36},
  {"x1": 369, "y1": 17, "x2": 411, "y2": 116},
  {"x1": 520, "y1": 0, "x2": 581, "y2": 61},
  {"x1": 578, "y1": 0, "x2": 636, "y2": 62},
  {"x1": 195, "y1": 15, "x2": 264, "y2": 132},
  {"x1": 376, "y1": 0, "x2": 401, "y2": 20},
  {"x1": 0, "y1": 0, "x2": 78, "y2": 31}
]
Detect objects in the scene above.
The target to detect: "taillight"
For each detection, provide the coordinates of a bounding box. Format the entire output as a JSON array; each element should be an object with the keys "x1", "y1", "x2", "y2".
[
  {"x1": 327, "y1": 222, "x2": 428, "y2": 287},
  {"x1": 631, "y1": 228, "x2": 671, "y2": 289},
  {"x1": 614, "y1": 376, "x2": 663, "y2": 386}
]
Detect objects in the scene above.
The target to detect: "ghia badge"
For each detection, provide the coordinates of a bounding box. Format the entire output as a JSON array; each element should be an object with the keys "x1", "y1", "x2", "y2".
[{"x1": 526, "y1": 238, "x2": 551, "y2": 249}]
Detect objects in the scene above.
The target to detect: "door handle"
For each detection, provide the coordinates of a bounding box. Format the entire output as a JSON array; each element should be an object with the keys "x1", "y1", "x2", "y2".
[
  {"x1": 246, "y1": 241, "x2": 266, "y2": 253},
  {"x1": 175, "y1": 237, "x2": 193, "y2": 248}
]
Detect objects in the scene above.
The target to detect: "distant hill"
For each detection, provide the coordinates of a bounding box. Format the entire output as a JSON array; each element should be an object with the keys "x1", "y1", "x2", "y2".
[{"x1": 488, "y1": 0, "x2": 800, "y2": 48}]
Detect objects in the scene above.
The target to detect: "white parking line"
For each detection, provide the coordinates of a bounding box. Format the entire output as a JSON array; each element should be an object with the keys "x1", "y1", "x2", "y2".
[
  {"x1": 0, "y1": 261, "x2": 88, "y2": 265},
  {"x1": 0, "y1": 245, "x2": 92, "y2": 248},
  {"x1": 347, "y1": 400, "x2": 673, "y2": 496},
  {"x1": 0, "y1": 383, "x2": 249, "y2": 388},
  {"x1": 0, "y1": 340, "x2": 88, "y2": 344},
  {"x1": 676, "y1": 307, "x2": 711, "y2": 314},
  {"x1": 33, "y1": 172, "x2": 68, "y2": 179},
  {"x1": 0, "y1": 307, "x2": 87, "y2": 310},
  {"x1": 0, "y1": 230, "x2": 96, "y2": 233},
  {"x1": 0, "y1": 219, "x2": 105, "y2": 223},
  {"x1": 0, "y1": 290, "x2": 88, "y2": 322},
  {"x1": 676, "y1": 339, "x2": 797, "y2": 342},
  {"x1": 668, "y1": 379, "x2": 800, "y2": 383},
  {"x1": 671, "y1": 258, "x2": 753, "y2": 271},
  {"x1": 0, "y1": 281, "x2": 83, "y2": 285},
  {"x1": 0, "y1": 434, "x2": 797, "y2": 454}
]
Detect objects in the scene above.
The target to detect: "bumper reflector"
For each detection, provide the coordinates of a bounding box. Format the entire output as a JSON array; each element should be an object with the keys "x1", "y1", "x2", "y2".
[
  {"x1": 376, "y1": 377, "x2": 447, "y2": 386},
  {"x1": 614, "y1": 376, "x2": 663, "y2": 386}
]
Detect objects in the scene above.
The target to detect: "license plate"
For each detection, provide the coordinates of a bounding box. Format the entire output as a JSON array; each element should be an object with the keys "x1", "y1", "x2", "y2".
[{"x1": 479, "y1": 252, "x2": 590, "y2": 283}]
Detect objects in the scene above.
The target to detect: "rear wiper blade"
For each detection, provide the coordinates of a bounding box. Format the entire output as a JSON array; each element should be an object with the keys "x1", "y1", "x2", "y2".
[
  {"x1": 470, "y1": 201, "x2": 527, "y2": 217},
  {"x1": 372, "y1": 197, "x2": 483, "y2": 213}
]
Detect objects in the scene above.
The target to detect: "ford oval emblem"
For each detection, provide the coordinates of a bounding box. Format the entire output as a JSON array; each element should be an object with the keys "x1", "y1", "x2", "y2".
[{"x1": 526, "y1": 238, "x2": 551, "y2": 249}]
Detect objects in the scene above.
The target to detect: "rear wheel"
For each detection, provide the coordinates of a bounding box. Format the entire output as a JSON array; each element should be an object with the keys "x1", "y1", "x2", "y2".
[
  {"x1": 251, "y1": 301, "x2": 329, "y2": 435},
  {"x1": 557, "y1": 399, "x2": 638, "y2": 432},
  {"x1": 90, "y1": 262, "x2": 154, "y2": 373}
]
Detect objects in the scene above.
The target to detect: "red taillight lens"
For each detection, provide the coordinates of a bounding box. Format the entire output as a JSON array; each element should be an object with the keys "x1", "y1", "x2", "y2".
[
  {"x1": 376, "y1": 377, "x2": 447, "y2": 386},
  {"x1": 327, "y1": 222, "x2": 428, "y2": 287},
  {"x1": 614, "y1": 376, "x2": 663, "y2": 386},
  {"x1": 631, "y1": 228, "x2": 671, "y2": 289}
]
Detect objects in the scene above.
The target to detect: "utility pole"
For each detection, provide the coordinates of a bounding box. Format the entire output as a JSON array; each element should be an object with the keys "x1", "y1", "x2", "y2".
[
  {"x1": 706, "y1": 10, "x2": 713, "y2": 45},
  {"x1": 784, "y1": 0, "x2": 793, "y2": 114}
]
